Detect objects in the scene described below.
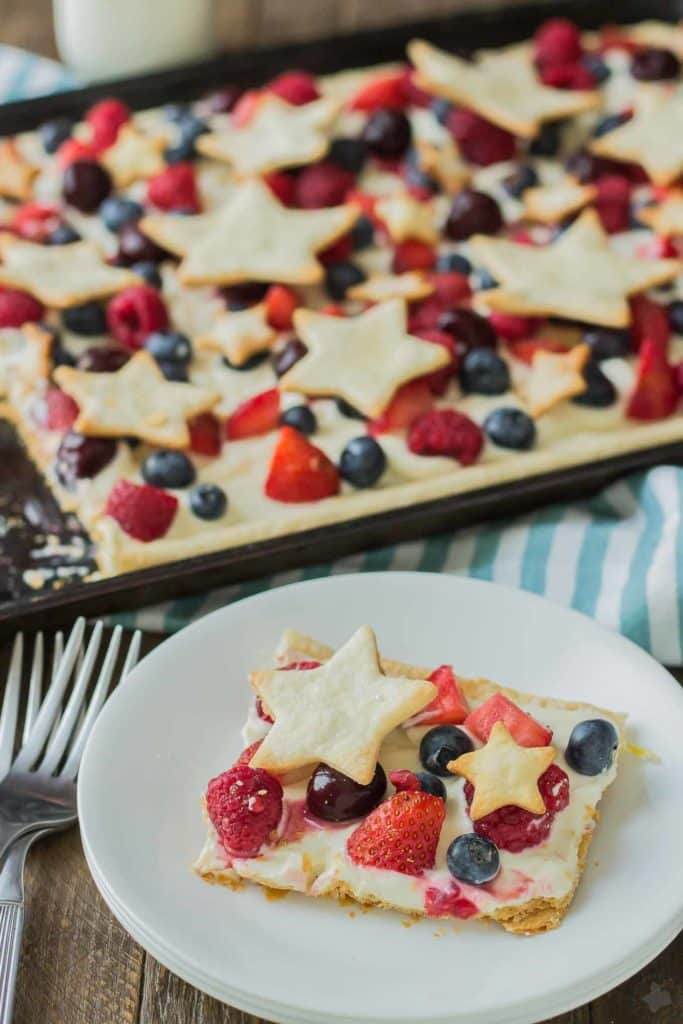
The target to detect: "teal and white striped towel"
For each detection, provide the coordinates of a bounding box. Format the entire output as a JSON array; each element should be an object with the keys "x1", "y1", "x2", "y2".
[{"x1": 3, "y1": 47, "x2": 683, "y2": 663}]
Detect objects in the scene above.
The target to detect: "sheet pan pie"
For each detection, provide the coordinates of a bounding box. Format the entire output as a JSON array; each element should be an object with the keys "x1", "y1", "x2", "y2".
[{"x1": 2, "y1": 18, "x2": 683, "y2": 581}]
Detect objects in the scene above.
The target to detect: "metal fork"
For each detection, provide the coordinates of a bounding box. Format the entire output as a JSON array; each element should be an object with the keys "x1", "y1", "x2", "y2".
[{"x1": 0, "y1": 619, "x2": 141, "y2": 1023}]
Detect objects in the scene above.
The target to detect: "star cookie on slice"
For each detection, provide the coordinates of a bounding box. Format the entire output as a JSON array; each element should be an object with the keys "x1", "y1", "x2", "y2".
[
  {"x1": 0, "y1": 140, "x2": 38, "y2": 201},
  {"x1": 249, "y1": 626, "x2": 436, "y2": 785},
  {"x1": 195, "y1": 304, "x2": 276, "y2": 367},
  {"x1": 280, "y1": 298, "x2": 449, "y2": 418},
  {"x1": 140, "y1": 178, "x2": 357, "y2": 287},
  {"x1": 470, "y1": 209, "x2": 680, "y2": 327},
  {"x1": 54, "y1": 350, "x2": 219, "y2": 448},
  {"x1": 347, "y1": 271, "x2": 434, "y2": 304},
  {"x1": 522, "y1": 344, "x2": 589, "y2": 417},
  {"x1": 101, "y1": 124, "x2": 166, "y2": 188},
  {"x1": 375, "y1": 193, "x2": 439, "y2": 243},
  {"x1": 407, "y1": 39, "x2": 600, "y2": 139},
  {"x1": 448, "y1": 720, "x2": 556, "y2": 820},
  {"x1": 0, "y1": 324, "x2": 52, "y2": 399},
  {"x1": 636, "y1": 193, "x2": 683, "y2": 237},
  {"x1": 590, "y1": 85, "x2": 683, "y2": 186},
  {"x1": 196, "y1": 94, "x2": 338, "y2": 176},
  {"x1": 523, "y1": 179, "x2": 597, "y2": 224},
  {"x1": 0, "y1": 235, "x2": 141, "y2": 308}
]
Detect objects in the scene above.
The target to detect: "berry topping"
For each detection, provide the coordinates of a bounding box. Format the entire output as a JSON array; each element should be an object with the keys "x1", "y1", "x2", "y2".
[
  {"x1": 265, "y1": 426, "x2": 340, "y2": 503},
  {"x1": 48, "y1": 224, "x2": 81, "y2": 245},
  {"x1": 62, "y1": 159, "x2": 112, "y2": 213},
  {"x1": 147, "y1": 162, "x2": 200, "y2": 212},
  {"x1": 328, "y1": 137, "x2": 367, "y2": 174},
  {"x1": 368, "y1": 379, "x2": 434, "y2": 435},
  {"x1": 407, "y1": 409, "x2": 484, "y2": 464},
  {"x1": 262, "y1": 169, "x2": 296, "y2": 205},
  {"x1": 389, "y1": 769, "x2": 447, "y2": 801},
  {"x1": 226, "y1": 388, "x2": 280, "y2": 440},
  {"x1": 595, "y1": 174, "x2": 632, "y2": 234},
  {"x1": 164, "y1": 116, "x2": 209, "y2": 163},
  {"x1": 346, "y1": 790, "x2": 445, "y2": 875},
  {"x1": 57, "y1": 138, "x2": 101, "y2": 168},
  {"x1": 10, "y1": 202, "x2": 61, "y2": 242},
  {"x1": 571, "y1": 359, "x2": 617, "y2": 407},
  {"x1": 566, "y1": 718, "x2": 619, "y2": 775},
  {"x1": 538, "y1": 62, "x2": 597, "y2": 90},
  {"x1": 295, "y1": 160, "x2": 355, "y2": 209},
  {"x1": 508, "y1": 338, "x2": 568, "y2": 364},
  {"x1": 104, "y1": 479, "x2": 178, "y2": 542},
  {"x1": 40, "y1": 116, "x2": 74, "y2": 154},
  {"x1": 106, "y1": 286, "x2": 170, "y2": 350},
  {"x1": 592, "y1": 111, "x2": 631, "y2": 138},
  {"x1": 424, "y1": 882, "x2": 478, "y2": 919},
  {"x1": 630, "y1": 294, "x2": 671, "y2": 351},
  {"x1": 533, "y1": 17, "x2": 582, "y2": 67},
  {"x1": 321, "y1": 237, "x2": 354, "y2": 270},
  {"x1": 271, "y1": 338, "x2": 307, "y2": 377},
  {"x1": 145, "y1": 330, "x2": 193, "y2": 365},
  {"x1": 465, "y1": 693, "x2": 553, "y2": 748},
  {"x1": 464, "y1": 763, "x2": 570, "y2": 853},
  {"x1": 188, "y1": 412, "x2": 222, "y2": 456},
  {"x1": 436, "y1": 252, "x2": 471, "y2": 275},
  {"x1": 307, "y1": 762, "x2": 387, "y2": 822},
  {"x1": 0, "y1": 287, "x2": 44, "y2": 328},
  {"x1": 502, "y1": 164, "x2": 539, "y2": 198},
  {"x1": 99, "y1": 196, "x2": 143, "y2": 232},
  {"x1": 264, "y1": 284, "x2": 300, "y2": 331},
  {"x1": 55, "y1": 431, "x2": 117, "y2": 488},
  {"x1": 42, "y1": 387, "x2": 79, "y2": 431},
  {"x1": 85, "y1": 98, "x2": 130, "y2": 148},
  {"x1": 279, "y1": 405, "x2": 317, "y2": 436},
  {"x1": 142, "y1": 449, "x2": 195, "y2": 489},
  {"x1": 564, "y1": 149, "x2": 612, "y2": 184},
  {"x1": 447, "y1": 107, "x2": 516, "y2": 166},
  {"x1": 132, "y1": 261, "x2": 163, "y2": 290},
  {"x1": 484, "y1": 407, "x2": 536, "y2": 450},
  {"x1": 392, "y1": 240, "x2": 436, "y2": 274},
  {"x1": 62, "y1": 301, "x2": 107, "y2": 337},
  {"x1": 626, "y1": 337, "x2": 678, "y2": 421},
  {"x1": 445, "y1": 188, "x2": 503, "y2": 240},
  {"x1": 460, "y1": 349, "x2": 510, "y2": 395},
  {"x1": 190, "y1": 482, "x2": 228, "y2": 520},
  {"x1": 439, "y1": 308, "x2": 498, "y2": 351},
  {"x1": 269, "y1": 70, "x2": 320, "y2": 105},
  {"x1": 361, "y1": 108, "x2": 412, "y2": 158},
  {"x1": 583, "y1": 325, "x2": 631, "y2": 360},
  {"x1": 222, "y1": 281, "x2": 270, "y2": 311},
  {"x1": 206, "y1": 764, "x2": 283, "y2": 859},
  {"x1": 419, "y1": 725, "x2": 473, "y2": 777},
  {"x1": 407, "y1": 665, "x2": 468, "y2": 727},
  {"x1": 76, "y1": 345, "x2": 130, "y2": 373},
  {"x1": 669, "y1": 299, "x2": 683, "y2": 335},
  {"x1": 339, "y1": 435, "x2": 387, "y2": 488},
  {"x1": 349, "y1": 71, "x2": 408, "y2": 112},
  {"x1": 447, "y1": 833, "x2": 500, "y2": 886},
  {"x1": 351, "y1": 214, "x2": 375, "y2": 250},
  {"x1": 324, "y1": 260, "x2": 366, "y2": 300},
  {"x1": 631, "y1": 46, "x2": 680, "y2": 81},
  {"x1": 157, "y1": 361, "x2": 188, "y2": 382},
  {"x1": 116, "y1": 223, "x2": 169, "y2": 265},
  {"x1": 487, "y1": 312, "x2": 537, "y2": 342}
]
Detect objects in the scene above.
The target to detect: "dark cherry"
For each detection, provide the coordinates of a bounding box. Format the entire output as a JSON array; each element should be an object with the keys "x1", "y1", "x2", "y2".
[
  {"x1": 631, "y1": 47, "x2": 680, "y2": 81},
  {"x1": 55, "y1": 431, "x2": 117, "y2": 488},
  {"x1": 445, "y1": 189, "x2": 503, "y2": 241},
  {"x1": 271, "y1": 338, "x2": 307, "y2": 377},
  {"x1": 437, "y1": 308, "x2": 497, "y2": 351},
  {"x1": 62, "y1": 160, "x2": 112, "y2": 213},
  {"x1": 361, "y1": 109, "x2": 412, "y2": 158},
  {"x1": 221, "y1": 281, "x2": 269, "y2": 310},
  {"x1": 76, "y1": 345, "x2": 130, "y2": 373},
  {"x1": 203, "y1": 84, "x2": 244, "y2": 114},
  {"x1": 306, "y1": 762, "x2": 386, "y2": 822},
  {"x1": 117, "y1": 223, "x2": 169, "y2": 265}
]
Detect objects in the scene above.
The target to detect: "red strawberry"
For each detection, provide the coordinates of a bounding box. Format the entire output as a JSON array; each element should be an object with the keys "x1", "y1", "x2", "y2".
[
  {"x1": 407, "y1": 409, "x2": 483, "y2": 465},
  {"x1": 348, "y1": 70, "x2": 408, "y2": 111},
  {"x1": 295, "y1": 161, "x2": 355, "y2": 209},
  {"x1": 206, "y1": 764, "x2": 283, "y2": 859},
  {"x1": 56, "y1": 138, "x2": 101, "y2": 168},
  {"x1": 231, "y1": 89, "x2": 262, "y2": 127},
  {"x1": 43, "y1": 388, "x2": 78, "y2": 431},
  {"x1": 405, "y1": 665, "x2": 468, "y2": 727},
  {"x1": 0, "y1": 287, "x2": 44, "y2": 327},
  {"x1": 392, "y1": 240, "x2": 436, "y2": 273},
  {"x1": 188, "y1": 412, "x2": 222, "y2": 456},
  {"x1": 263, "y1": 170, "x2": 297, "y2": 207},
  {"x1": 268, "y1": 70, "x2": 320, "y2": 105},
  {"x1": 265, "y1": 426, "x2": 340, "y2": 503},
  {"x1": 104, "y1": 479, "x2": 178, "y2": 542},
  {"x1": 594, "y1": 174, "x2": 632, "y2": 234},
  {"x1": 626, "y1": 337, "x2": 678, "y2": 421},
  {"x1": 508, "y1": 338, "x2": 569, "y2": 364},
  {"x1": 347, "y1": 790, "x2": 445, "y2": 875},
  {"x1": 368, "y1": 378, "x2": 435, "y2": 435},
  {"x1": 106, "y1": 286, "x2": 169, "y2": 349},
  {"x1": 319, "y1": 234, "x2": 353, "y2": 266},
  {"x1": 85, "y1": 97, "x2": 130, "y2": 149},
  {"x1": 465, "y1": 693, "x2": 553, "y2": 748},
  {"x1": 629, "y1": 294, "x2": 670, "y2": 352},
  {"x1": 236, "y1": 740, "x2": 263, "y2": 765},
  {"x1": 265, "y1": 284, "x2": 300, "y2": 331},
  {"x1": 147, "y1": 162, "x2": 200, "y2": 212},
  {"x1": 533, "y1": 17, "x2": 582, "y2": 66},
  {"x1": 447, "y1": 107, "x2": 516, "y2": 166},
  {"x1": 10, "y1": 202, "x2": 61, "y2": 242},
  {"x1": 538, "y1": 63, "x2": 596, "y2": 90},
  {"x1": 226, "y1": 388, "x2": 280, "y2": 440},
  {"x1": 488, "y1": 312, "x2": 539, "y2": 341}
]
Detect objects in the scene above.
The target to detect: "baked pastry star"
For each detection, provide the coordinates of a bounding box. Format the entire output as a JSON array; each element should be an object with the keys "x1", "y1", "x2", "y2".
[
  {"x1": 195, "y1": 304, "x2": 276, "y2": 366},
  {"x1": 591, "y1": 85, "x2": 683, "y2": 186}
]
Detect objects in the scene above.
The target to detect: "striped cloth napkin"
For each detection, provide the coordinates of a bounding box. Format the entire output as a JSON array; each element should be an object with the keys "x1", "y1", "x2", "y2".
[{"x1": 3, "y1": 46, "x2": 683, "y2": 664}]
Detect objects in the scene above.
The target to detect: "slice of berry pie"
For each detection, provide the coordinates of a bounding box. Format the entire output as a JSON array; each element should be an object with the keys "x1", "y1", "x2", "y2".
[{"x1": 195, "y1": 626, "x2": 624, "y2": 934}]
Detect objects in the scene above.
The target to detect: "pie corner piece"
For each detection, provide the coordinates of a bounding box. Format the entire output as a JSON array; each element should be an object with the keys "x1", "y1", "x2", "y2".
[{"x1": 195, "y1": 626, "x2": 626, "y2": 937}]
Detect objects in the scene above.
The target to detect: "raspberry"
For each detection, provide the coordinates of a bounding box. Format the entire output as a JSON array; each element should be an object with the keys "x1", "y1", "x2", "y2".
[
  {"x1": 488, "y1": 312, "x2": 539, "y2": 341},
  {"x1": 188, "y1": 412, "x2": 222, "y2": 456},
  {"x1": 424, "y1": 883, "x2": 478, "y2": 919},
  {"x1": 104, "y1": 479, "x2": 178, "y2": 542},
  {"x1": 392, "y1": 240, "x2": 436, "y2": 273},
  {"x1": 295, "y1": 161, "x2": 355, "y2": 209},
  {"x1": 407, "y1": 409, "x2": 483, "y2": 465},
  {"x1": 10, "y1": 202, "x2": 61, "y2": 242},
  {"x1": 263, "y1": 170, "x2": 297, "y2": 207},
  {"x1": 447, "y1": 107, "x2": 516, "y2": 167},
  {"x1": 533, "y1": 18, "x2": 583, "y2": 67},
  {"x1": 0, "y1": 287, "x2": 44, "y2": 327},
  {"x1": 268, "y1": 70, "x2": 320, "y2": 105},
  {"x1": 206, "y1": 764, "x2": 283, "y2": 858},
  {"x1": 85, "y1": 97, "x2": 130, "y2": 149},
  {"x1": 538, "y1": 63, "x2": 596, "y2": 90},
  {"x1": 147, "y1": 162, "x2": 200, "y2": 212},
  {"x1": 464, "y1": 764, "x2": 570, "y2": 853},
  {"x1": 106, "y1": 285, "x2": 169, "y2": 349},
  {"x1": 42, "y1": 388, "x2": 78, "y2": 431},
  {"x1": 347, "y1": 790, "x2": 445, "y2": 875}
]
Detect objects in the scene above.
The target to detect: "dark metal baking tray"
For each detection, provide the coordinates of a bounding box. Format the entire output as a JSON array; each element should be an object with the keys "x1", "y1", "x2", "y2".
[{"x1": 1, "y1": 0, "x2": 682, "y2": 636}]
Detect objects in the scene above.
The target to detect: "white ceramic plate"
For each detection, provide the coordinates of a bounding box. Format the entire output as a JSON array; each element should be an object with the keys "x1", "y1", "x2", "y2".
[{"x1": 78, "y1": 573, "x2": 683, "y2": 1024}]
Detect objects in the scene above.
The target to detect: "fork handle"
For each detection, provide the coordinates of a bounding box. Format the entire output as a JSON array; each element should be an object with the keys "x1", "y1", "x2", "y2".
[{"x1": 0, "y1": 902, "x2": 23, "y2": 1024}]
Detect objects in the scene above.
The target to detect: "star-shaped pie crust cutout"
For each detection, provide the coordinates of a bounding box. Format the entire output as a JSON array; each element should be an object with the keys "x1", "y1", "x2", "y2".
[
  {"x1": 448, "y1": 720, "x2": 556, "y2": 820},
  {"x1": 0, "y1": 324, "x2": 52, "y2": 399},
  {"x1": 195, "y1": 303, "x2": 276, "y2": 366},
  {"x1": 407, "y1": 39, "x2": 600, "y2": 139},
  {"x1": 280, "y1": 299, "x2": 449, "y2": 417},
  {"x1": 522, "y1": 343, "x2": 589, "y2": 417},
  {"x1": 249, "y1": 626, "x2": 436, "y2": 785},
  {"x1": 523, "y1": 179, "x2": 597, "y2": 224},
  {"x1": 591, "y1": 86, "x2": 683, "y2": 186},
  {"x1": 140, "y1": 178, "x2": 357, "y2": 287},
  {"x1": 0, "y1": 235, "x2": 141, "y2": 308},
  {"x1": 196, "y1": 94, "x2": 338, "y2": 176},
  {"x1": 101, "y1": 124, "x2": 166, "y2": 188},
  {"x1": 375, "y1": 193, "x2": 439, "y2": 243},
  {"x1": 470, "y1": 209, "x2": 680, "y2": 327},
  {"x1": 347, "y1": 271, "x2": 434, "y2": 304},
  {"x1": 638, "y1": 193, "x2": 683, "y2": 236},
  {"x1": 0, "y1": 140, "x2": 38, "y2": 200},
  {"x1": 54, "y1": 351, "x2": 219, "y2": 448}
]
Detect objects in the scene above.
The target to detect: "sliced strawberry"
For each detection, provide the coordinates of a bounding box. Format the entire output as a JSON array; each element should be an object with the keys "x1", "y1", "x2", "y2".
[
  {"x1": 226, "y1": 388, "x2": 280, "y2": 440},
  {"x1": 368, "y1": 378, "x2": 434, "y2": 435},
  {"x1": 629, "y1": 294, "x2": 670, "y2": 352},
  {"x1": 539, "y1": 62, "x2": 597, "y2": 90},
  {"x1": 104, "y1": 479, "x2": 178, "y2": 542},
  {"x1": 231, "y1": 89, "x2": 263, "y2": 127},
  {"x1": 188, "y1": 412, "x2": 222, "y2": 456},
  {"x1": 263, "y1": 170, "x2": 296, "y2": 207},
  {"x1": 508, "y1": 338, "x2": 569, "y2": 364},
  {"x1": 10, "y1": 202, "x2": 61, "y2": 243},
  {"x1": 405, "y1": 665, "x2": 468, "y2": 727},
  {"x1": 488, "y1": 312, "x2": 539, "y2": 342},
  {"x1": 265, "y1": 284, "x2": 300, "y2": 331},
  {"x1": 295, "y1": 161, "x2": 354, "y2": 209},
  {"x1": 347, "y1": 790, "x2": 445, "y2": 875},
  {"x1": 43, "y1": 388, "x2": 78, "y2": 431},
  {"x1": 392, "y1": 239, "x2": 436, "y2": 273},
  {"x1": 626, "y1": 337, "x2": 678, "y2": 421},
  {"x1": 465, "y1": 693, "x2": 553, "y2": 748},
  {"x1": 348, "y1": 70, "x2": 407, "y2": 111},
  {"x1": 265, "y1": 426, "x2": 340, "y2": 503}
]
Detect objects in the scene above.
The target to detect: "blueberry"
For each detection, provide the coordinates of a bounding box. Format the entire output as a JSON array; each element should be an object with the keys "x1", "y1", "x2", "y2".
[
  {"x1": 668, "y1": 300, "x2": 683, "y2": 335},
  {"x1": 431, "y1": 97, "x2": 453, "y2": 125},
  {"x1": 271, "y1": 338, "x2": 307, "y2": 377},
  {"x1": 473, "y1": 268, "x2": 499, "y2": 291},
  {"x1": 460, "y1": 349, "x2": 510, "y2": 395},
  {"x1": 158, "y1": 360, "x2": 189, "y2": 382},
  {"x1": 582, "y1": 53, "x2": 610, "y2": 84},
  {"x1": 40, "y1": 116, "x2": 74, "y2": 154},
  {"x1": 571, "y1": 360, "x2": 617, "y2": 408},
  {"x1": 502, "y1": 164, "x2": 538, "y2": 198},
  {"x1": 165, "y1": 116, "x2": 209, "y2": 163},
  {"x1": 145, "y1": 330, "x2": 192, "y2": 365},
  {"x1": 361, "y1": 109, "x2": 412, "y2": 158},
  {"x1": 404, "y1": 148, "x2": 438, "y2": 192},
  {"x1": 280, "y1": 405, "x2": 317, "y2": 436},
  {"x1": 131, "y1": 261, "x2": 162, "y2": 289},
  {"x1": 447, "y1": 834, "x2": 500, "y2": 886},
  {"x1": 484, "y1": 407, "x2": 536, "y2": 450},
  {"x1": 223, "y1": 350, "x2": 270, "y2": 372},
  {"x1": 419, "y1": 725, "x2": 473, "y2": 777},
  {"x1": 99, "y1": 196, "x2": 143, "y2": 232},
  {"x1": 339, "y1": 436, "x2": 386, "y2": 488},
  {"x1": 530, "y1": 121, "x2": 561, "y2": 158},
  {"x1": 48, "y1": 224, "x2": 80, "y2": 245},
  {"x1": 336, "y1": 397, "x2": 367, "y2": 421},
  {"x1": 324, "y1": 261, "x2": 365, "y2": 300},
  {"x1": 189, "y1": 482, "x2": 227, "y2": 520},
  {"x1": 583, "y1": 326, "x2": 631, "y2": 360},
  {"x1": 142, "y1": 449, "x2": 195, "y2": 488},
  {"x1": 592, "y1": 112, "x2": 630, "y2": 138},
  {"x1": 415, "y1": 772, "x2": 447, "y2": 801},
  {"x1": 565, "y1": 719, "x2": 618, "y2": 776},
  {"x1": 436, "y1": 252, "x2": 471, "y2": 275},
  {"x1": 328, "y1": 137, "x2": 367, "y2": 174},
  {"x1": 62, "y1": 301, "x2": 107, "y2": 337},
  {"x1": 351, "y1": 214, "x2": 375, "y2": 251}
]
